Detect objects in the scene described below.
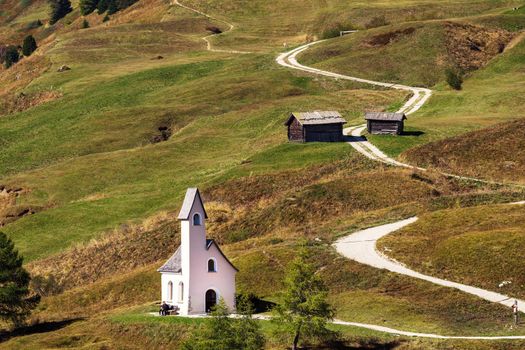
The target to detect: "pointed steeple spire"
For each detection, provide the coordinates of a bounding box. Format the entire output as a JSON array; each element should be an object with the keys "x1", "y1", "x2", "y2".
[{"x1": 177, "y1": 188, "x2": 208, "y2": 220}]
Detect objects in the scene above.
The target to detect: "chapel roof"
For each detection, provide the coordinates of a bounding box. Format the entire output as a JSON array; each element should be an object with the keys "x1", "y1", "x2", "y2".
[{"x1": 157, "y1": 246, "x2": 182, "y2": 273}]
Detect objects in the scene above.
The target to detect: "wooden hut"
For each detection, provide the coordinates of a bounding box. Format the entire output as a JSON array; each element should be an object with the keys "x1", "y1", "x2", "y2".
[
  {"x1": 365, "y1": 112, "x2": 407, "y2": 135},
  {"x1": 284, "y1": 111, "x2": 347, "y2": 142}
]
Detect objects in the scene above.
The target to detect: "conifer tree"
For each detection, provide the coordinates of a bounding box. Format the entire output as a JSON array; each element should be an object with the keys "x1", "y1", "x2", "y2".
[
  {"x1": 107, "y1": 0, "x2": 118, "y2": 15},
  {"x1": 79, "y1": 0, "x2": 98, "y2": 16},
  {"x1": 22, "y1": 35, "x2": 37, "y2": 56},
  {"x1": 0, "y1": 232, "x2": 40, "y2": 326},
  {"x1": 274, "y1": 244, "x2": 334, "y2": 350},
  {"x1": 97, "y1": 0, "x2": 108, "y2": 14},
  {"x1": 48, "y1": 0, "x2": 72, "y2": 25}
]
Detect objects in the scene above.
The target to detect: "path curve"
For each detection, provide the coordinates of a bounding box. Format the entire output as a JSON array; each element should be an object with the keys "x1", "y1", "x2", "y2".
[
  {"x1": 334, "y1": 204, "x2": 525, "y2": 310},
  {"x1": 173, "y1": 0, "x2": 251, "y2": 54}
]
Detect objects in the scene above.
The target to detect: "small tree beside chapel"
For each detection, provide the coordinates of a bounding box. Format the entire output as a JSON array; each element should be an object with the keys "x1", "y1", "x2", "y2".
[{"x1": 274, "y1": 244, "x2": 335, "y2": 350}]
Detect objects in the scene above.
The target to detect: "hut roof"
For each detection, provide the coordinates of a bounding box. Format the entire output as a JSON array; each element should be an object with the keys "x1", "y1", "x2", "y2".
[
  {"x1": 285, "y1": 111, "x2": 347, "y2": 126},
  {"x1": 365, "y1": 112, "x2": 407, "y2": 122},
  {"x1": 177, "y1": 188, "x2": 208, "y2": 220}
]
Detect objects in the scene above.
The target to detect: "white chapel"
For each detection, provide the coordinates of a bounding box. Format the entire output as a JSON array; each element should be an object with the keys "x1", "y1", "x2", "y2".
[{"x1": 158, "y1": 188, "x2": 238, "y2": 315}]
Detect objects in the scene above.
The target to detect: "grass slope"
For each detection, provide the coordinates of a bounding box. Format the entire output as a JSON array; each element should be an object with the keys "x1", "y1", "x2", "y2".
[{"x1": 402, "y1": 119, "x2": 525, "y2": 184}]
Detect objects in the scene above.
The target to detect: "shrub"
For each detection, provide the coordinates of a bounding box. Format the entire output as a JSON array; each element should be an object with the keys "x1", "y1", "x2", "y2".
[
  {"x1": 321, "y1": 21, "x2": 356, "y2": 39},
  {"x1": 48, "y1": 0, "x2": 73, "y2": 25},
  {"x1": 116, "y1": 0, "x2": 137, "y2": 10},
  {"x1": 22, "y1": 35, "x2": 37, "y2": 56},
  {"x1": 365, "y1": 15, "x2": 390, "y2": 29},
  {"x1": 321, "y1": 22, "x2": 355, "y2": 39},
  {"x1": 102, "y1": 14, "x2": 110, "y2": 22},
  {"x1": 107, "y1": 0, "x2": 118, "y2": 15},
  {"x1": 182, "y1": 298, "x2": 265, "y2": 350},
  {"x1": 30, "y1": 275, "x2": 63, "y2": 296},
  {"x1": 205, "y1": 25, "x2": 222, "y2": 34},
  {"x1": 82, "y1": 19, "x2": 90, "y2": 28},
  {"x1": 4, "y1": 46, "x2": 20, "y2": 68},
  {"x1": 446, "y1": 68, "x2": 463, "y2": 90},
  {"x1": 25, "y1": 19, "x2": 43, "y2": 29}
]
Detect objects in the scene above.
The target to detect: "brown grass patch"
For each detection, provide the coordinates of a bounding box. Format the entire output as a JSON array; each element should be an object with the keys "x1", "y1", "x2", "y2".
[
  {"x1": 0, "y1": 54, "x2": 52, "y2": 99},
  {"x1": 445, "y1": 22, "x2": 514, "y2": 71},
  {"x1": 0, "y1": 90, "x2": 63, "y2": 116},
  {"x1": 28, "y1": 212, "x2": 180, "y2": 294},
  {"x1": 401, "y1": 119, "x2": 525, "y2": 184}
]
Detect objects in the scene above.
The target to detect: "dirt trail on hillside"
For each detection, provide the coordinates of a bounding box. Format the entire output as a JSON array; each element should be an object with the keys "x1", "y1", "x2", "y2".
[
  {"x1": 505, "y1": 31, "x2": 525, "y2": 52},
  {"x1": 172, "y1": 0, "x2": 251, "y2": 54}
]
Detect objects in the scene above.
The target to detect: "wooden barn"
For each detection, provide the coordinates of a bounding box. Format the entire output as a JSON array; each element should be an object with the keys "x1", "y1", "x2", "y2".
[
  {"x1": 285, "y1": 111, "x2": 347, "y2": 142},
  {"x1": 365, "y1": 112, "x2": 407, "y2": 135}
]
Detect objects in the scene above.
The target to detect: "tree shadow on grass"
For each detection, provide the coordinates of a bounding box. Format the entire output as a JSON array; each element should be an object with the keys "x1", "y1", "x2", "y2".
[
  {"x1": 0, "y1": 318, "x2": 84, "y2": 343},
  {"x1": 401, "y1": 131, "x2": 425, "y2": 137},
  {"x1": 343, "y1": 135, "x2": 367, "y2": 143},
  {"x1": 308, "y1": 339, "x2": 402, "y2": 349}
]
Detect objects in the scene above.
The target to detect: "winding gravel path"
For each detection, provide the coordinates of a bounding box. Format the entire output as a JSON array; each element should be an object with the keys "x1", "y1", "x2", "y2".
[
  {"x1": 168, "y1": 2, "x2": 525, "y2": 339},
  {"x1": 276, "y1": 41, "x2": 525, "y2": 189}
]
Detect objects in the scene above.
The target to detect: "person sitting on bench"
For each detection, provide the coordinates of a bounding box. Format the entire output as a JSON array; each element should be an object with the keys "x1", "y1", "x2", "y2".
[{"x1": 159, "y1": 302, "x2": 170, "y2": 316}]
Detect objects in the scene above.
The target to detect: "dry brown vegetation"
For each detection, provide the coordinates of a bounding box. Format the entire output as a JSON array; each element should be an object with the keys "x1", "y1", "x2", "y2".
[
  {"x1": 28, "y1": 212, "x2": 180, "y2": 294},
  {"x1": 444, "y1": 22, "x2": 514, "y2": 72},
  {"x1": 26, "y1": 154, "x2": 514, "y2": 300},
  {"x1": 0, "y1": 90, "x2": 63, "y2": 115},
  {"x1": 402, "y1": 119, "x2": 525, "y2": 184},
  {"x1": 0, "y1": 54, "x2": 52, "y2": 102}
]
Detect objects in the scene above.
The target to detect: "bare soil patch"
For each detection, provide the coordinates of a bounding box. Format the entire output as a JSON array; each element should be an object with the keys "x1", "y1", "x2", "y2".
[
  {"x1": 364, "y1": 27, "x2": 416, "y2": 47},
  {"x1": 0, "y1": 185, "x2": 40, "y2": 226}
]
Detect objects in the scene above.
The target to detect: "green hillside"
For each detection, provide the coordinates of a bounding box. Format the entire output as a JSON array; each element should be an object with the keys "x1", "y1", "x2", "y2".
[{"x1": 1, "y1": 0, "x2": 525, "y2": 348}]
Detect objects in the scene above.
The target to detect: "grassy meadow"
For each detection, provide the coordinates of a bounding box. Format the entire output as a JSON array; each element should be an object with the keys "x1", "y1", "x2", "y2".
[{"x1": 0, "y1": 0, "x2": 525, "y2": 348}]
